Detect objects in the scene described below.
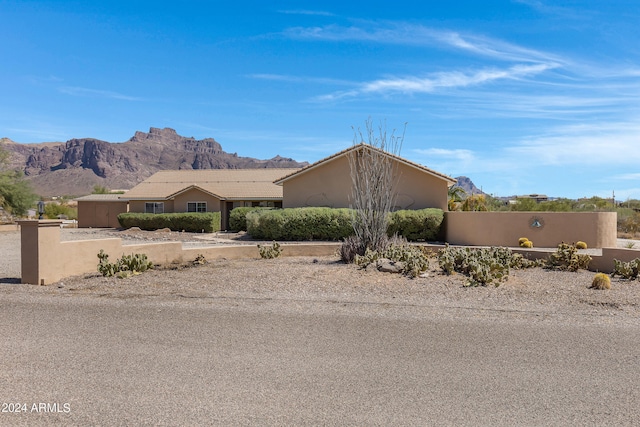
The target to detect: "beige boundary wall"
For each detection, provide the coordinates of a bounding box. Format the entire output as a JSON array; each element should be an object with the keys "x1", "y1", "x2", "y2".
[
  {"x1": 445, "y1": 211, "x2": 618, "y2": 249},
  {"x1": 17, "y1": 214, "x2": 639, "y2": 285},
  {"x1": 18, "y1": 220, "x2": 340, "y2": 285}
]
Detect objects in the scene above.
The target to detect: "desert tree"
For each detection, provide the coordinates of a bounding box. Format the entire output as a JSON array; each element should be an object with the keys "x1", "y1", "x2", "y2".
[
  {"x1": 347, "y1": 118, "x2": 405, "y2": 255},
  {"x1": 0, "y1": 143, "x2": 37, "y2": 217},
  {"x1": 447, "y1": 185, "x2": 467, "y2": 211}
]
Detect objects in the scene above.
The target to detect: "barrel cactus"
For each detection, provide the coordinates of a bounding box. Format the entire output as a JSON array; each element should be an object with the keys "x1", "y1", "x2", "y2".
[{"x1": 590, "y1": 273, "x2": 611, "y2": 290}]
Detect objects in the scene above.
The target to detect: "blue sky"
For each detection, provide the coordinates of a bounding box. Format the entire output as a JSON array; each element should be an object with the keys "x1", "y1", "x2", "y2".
[{"x1": 2, "y1": 1, "x2": 639, "y2": 199}]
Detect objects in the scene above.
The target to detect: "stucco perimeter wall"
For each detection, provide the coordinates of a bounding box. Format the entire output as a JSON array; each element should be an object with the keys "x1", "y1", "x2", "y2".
[
  {"x1": 445, "y1": 211, "x2": 617, "y2": 249},
  {"x1": 18, "y1": 219, "x2": 341, "y2": 284}
]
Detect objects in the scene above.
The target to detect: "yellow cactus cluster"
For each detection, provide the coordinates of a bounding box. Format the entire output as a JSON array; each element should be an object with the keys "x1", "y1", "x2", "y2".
[
  {"x1": 519, "y1": 237, "x2": 533, "y2": 248},
  {"x1": 576, "y1": 241, "x2": 588, "y2": 249},
  {"x1": 590, "y1": 273, "x2": 611, "y2": 290}
]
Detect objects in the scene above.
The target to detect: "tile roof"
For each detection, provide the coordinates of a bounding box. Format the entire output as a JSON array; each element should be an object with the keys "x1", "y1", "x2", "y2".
[
  {"x1": 122, "y1": 168, "x2": 300, "y2": 201},
  {"x1": 274, "y1": 143, "x2": 457, "y2": 185}
]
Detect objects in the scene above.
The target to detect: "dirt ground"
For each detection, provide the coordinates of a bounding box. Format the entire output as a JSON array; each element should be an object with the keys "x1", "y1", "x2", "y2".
[{"x1": 2, "y1": 228, "x2": 639, "y2": 327}]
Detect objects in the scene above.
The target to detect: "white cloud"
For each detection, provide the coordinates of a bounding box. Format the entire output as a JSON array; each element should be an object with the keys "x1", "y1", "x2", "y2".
[
  {"x1": 283, "y1": 22, "x2": 562, "y2": 63},
  {"x1": 413, "y1": 148, "x2": 475, "y2": 162},
  {"x1": 278, "y1": 10, "x2": 335, "y2": 17},
  {"x1": 506, "y1": 122, "x2": 640, "y2": 165},
  {"x1": 58, "y1": 86, "x2": 141, "y2": 101},
  {"x1": 314, "y1": 63, "x2": 556, "y2": 100}
]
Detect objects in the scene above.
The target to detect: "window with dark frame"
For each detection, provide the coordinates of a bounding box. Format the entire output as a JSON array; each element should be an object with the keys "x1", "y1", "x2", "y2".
[
  {"x1": 145, "y1": 202, "x2": 164, "y2": 214},
  {"x1": 187, "y1": 202, "x2": 207, "y2": 213}
]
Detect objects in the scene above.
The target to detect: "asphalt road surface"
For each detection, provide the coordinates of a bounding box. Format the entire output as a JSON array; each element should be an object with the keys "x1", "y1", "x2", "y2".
[{"x1": 1, "y1": 292, "x2": 639, "y2": 426}]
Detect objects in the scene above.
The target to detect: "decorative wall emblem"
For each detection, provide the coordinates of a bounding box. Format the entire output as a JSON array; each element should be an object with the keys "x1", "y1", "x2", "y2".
[{"x1": 529, "y1": 216, "x2": 544, "y2": 229}]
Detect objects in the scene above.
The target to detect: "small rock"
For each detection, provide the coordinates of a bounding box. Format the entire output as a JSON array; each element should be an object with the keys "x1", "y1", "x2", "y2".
[{"x1": 378, "y1": 259, "x2": 404, "y2": 273}]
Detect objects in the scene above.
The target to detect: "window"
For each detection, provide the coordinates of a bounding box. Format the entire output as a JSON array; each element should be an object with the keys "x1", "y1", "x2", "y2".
[
  {"x1": 187, "y1": 202, "x2": 207, "y2": 213},
  {"x1": 145, "y1": 202, "x2": 164, "y2": 214}
]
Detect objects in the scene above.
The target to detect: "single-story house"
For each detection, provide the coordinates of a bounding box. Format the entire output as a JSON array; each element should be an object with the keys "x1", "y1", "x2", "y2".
[
  {"x1": 120, "y1": 168, "x2": 300, "y2": 230},
  {"x1": 76, "y1": 145, "x2": 456, "y2": 230},
  {"x1": 76, "y1": 194, "x2": 129, "y2": 228},
  {"x1": 275, "y1": 143, "x2": 457, "y2": 211}
]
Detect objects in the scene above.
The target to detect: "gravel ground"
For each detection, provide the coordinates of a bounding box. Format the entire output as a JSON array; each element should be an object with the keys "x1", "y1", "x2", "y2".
[{"x1": 2, "y1": 228, "x2": 640, "y2": 326}]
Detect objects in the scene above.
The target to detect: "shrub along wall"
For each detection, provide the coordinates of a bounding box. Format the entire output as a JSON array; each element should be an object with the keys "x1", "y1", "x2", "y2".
[
  {"x1": 245, "y1": 207, "x2": 444, "y2": 242},
  {"x1": 246, "y1": 207, "x2": 354, "y2": 241},
  {"x1": 388, "y1": 208, "x2": 444, "y2": 241},
  {"x1": 117, "y1": 212, "x2": 221, "y2": 233},
  {"x1": 229, "y1": 207, "x2": 273, "y2": 232}
]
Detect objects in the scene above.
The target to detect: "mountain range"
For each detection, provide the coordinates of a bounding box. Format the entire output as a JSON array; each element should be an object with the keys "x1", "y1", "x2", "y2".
[
  {"x1": 1, "y1": 126, "x2": 482, "y2": 199},
  {"x1": 1, "y1": 127, "x2": 307, "y2": 197}
]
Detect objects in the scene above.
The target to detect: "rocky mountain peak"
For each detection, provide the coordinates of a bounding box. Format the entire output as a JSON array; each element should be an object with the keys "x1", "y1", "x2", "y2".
[{"x1": 4, "y1": 127, "x2": 307, "y2": 196}]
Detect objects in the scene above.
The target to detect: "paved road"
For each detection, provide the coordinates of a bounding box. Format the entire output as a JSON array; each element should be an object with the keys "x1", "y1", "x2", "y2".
[{"x1": 1, "y1": 292, "x2": 639, "y2": 426}]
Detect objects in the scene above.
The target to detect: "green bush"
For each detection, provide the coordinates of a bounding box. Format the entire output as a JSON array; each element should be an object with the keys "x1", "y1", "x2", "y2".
[
  {"x1": 387, "y1": 208, "x2": 444, "y2": 241},
  {"x1": 44, "y1": 202, "x2": 78, "y2": 220},
  {"x1": 117, "y1": 212, "x2": 221, "y2": 233},
  {"x1": 229, "y1": 207, "x2": 272, "y2": 232},
  {"x1": 246, "y1": 208, "x2": 353, "y2": 241}
]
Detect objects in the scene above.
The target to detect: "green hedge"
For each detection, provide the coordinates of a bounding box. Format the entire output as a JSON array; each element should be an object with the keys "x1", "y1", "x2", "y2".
[
  {"x1": 117, "y1": 212, "x2": 221, "y2": 233},
  {"x1": 246, "y1": 207, "x2": 354, "y2": 240},
  {"x1": 244, "y1": 207, "x2": 444, "y2": 242},
  {"x1": 387, "y1": 208, "x2": 444, "y2": 241},
  {"x1": 229, "y1": 207, "x2": 273, "y2": 232}
]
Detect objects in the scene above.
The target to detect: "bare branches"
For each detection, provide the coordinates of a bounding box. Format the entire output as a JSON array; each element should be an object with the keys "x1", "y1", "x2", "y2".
[{"x1": 348, "y1": 118, "x2": 406, "y2": 253}]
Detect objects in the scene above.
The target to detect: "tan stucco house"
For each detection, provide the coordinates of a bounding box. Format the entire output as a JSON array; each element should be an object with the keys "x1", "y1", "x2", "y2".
[
  {"x1": 275, "y1": 144, "x2": 457, "y2": 210},
  {"x1": 114, "y1": 168, "x2": 299, "y2": 230}
]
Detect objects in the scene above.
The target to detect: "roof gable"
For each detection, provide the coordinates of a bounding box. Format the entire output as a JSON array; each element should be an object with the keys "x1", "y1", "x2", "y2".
[{"x1": 274, "y1": 144, "x2": 456, "y2": 186}]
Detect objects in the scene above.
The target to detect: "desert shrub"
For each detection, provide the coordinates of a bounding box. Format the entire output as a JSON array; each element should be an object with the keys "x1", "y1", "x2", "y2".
[
  {"x1": 438, "y1": 245, "x2": 540, "y2": 287},
  {"x1": 387, "y1": 208, "x2": 444, "y2": 241},
  {"x1": 612, "y1": 258, "x2": 640, "y2": 280},
  {"x1": 590, "y1": 273, "x2": 611, "y2": 290},
  {"x1": 576, "y1": 241, "x2": 588, "y2": 249},
  {"x1": 339, "y1": 235, "x2": 366, "y2": 263},
  {"x1": 97, "y1": 250, "x2": 153, "y2": 278},
  {"x1": 354, "y1": 237, "x2": 430, "y2": 278},
  {"x1": 117, "y1": 212, "x2": 221, "y2": 233},
  {"x1": 545, "y1": 242, "x2": 591, "y2": 271},
  {"x1": 258, "y1": 241, "x2": 282, "y2": 259},
  {"x1": 44, "y1": 202, "x2": 77, "y2": 220},
  {"x1": 192, "y1": 254, "x2": 207, "y2": 265},
  {"x1": 246, "y1": 208, "x2": 353, "y2": 241},
  {"x1": 229, "y1": 207, "x2": 272, "y2": 232}
]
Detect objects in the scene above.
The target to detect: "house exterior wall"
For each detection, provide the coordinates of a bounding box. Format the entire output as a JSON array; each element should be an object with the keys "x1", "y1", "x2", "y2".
[
  {"x1": 282, "y1": 155, "x2": 449, "y2": 210},
  {"x1": 172, "y1": 188, "x2": 224, "y2": 213},
  {"x1": 77, "y1": 201, "x2": 129, "y2": 228},
  {"x1": 445, "y1": 211, "x2": 617, "y2": 248}
]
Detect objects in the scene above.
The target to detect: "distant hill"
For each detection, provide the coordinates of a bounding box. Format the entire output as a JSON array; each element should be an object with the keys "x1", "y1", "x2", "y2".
[
  {"x1": 453, "y1": 176, "x2": 485, "y2": 196},
  {"x1": 1, "y1": 127, "x2": 308, "y2": 197}
]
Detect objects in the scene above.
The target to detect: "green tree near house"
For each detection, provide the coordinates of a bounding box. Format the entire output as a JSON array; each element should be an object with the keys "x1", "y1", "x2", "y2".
[
  {"x1": 447, "y1": 186, "x2": 467, "y2": 211},
  {"x1": 0, "y1": 142, "x2": 37, "y2": 217}
]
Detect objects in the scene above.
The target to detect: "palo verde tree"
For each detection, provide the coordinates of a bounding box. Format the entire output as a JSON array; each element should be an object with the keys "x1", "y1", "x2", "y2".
[
  {"x1": 0, "y1": 141, "x2": 37, "y2": 217},
  {"x1": 347, "y1": 118, "x2": 405, "y2": 254}
]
